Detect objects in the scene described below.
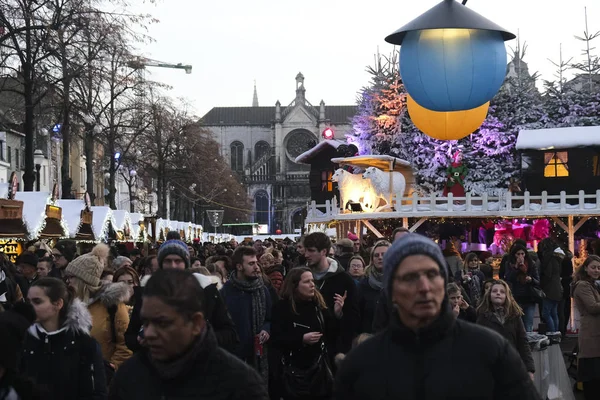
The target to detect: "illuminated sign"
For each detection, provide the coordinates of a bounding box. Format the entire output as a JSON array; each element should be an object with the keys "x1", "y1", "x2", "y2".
[{"x1": 0, "y1": 239, "x2": 23, "y2": 263}]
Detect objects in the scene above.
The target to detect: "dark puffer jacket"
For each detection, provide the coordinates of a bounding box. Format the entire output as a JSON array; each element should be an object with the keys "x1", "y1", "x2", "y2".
[
  {"x1": 357, "y1": 277, "x2": 381, "y2": 334},
  {"x1": 109, "y1": 325, "x2": 268, "y2": 400},
  {"x1": 476, "y1": 311, "x2": 535, "y2": 373},
  {"x1": 20, "y1": 299, "x2": 106, "y2": 400},
  {"x1": 335, "y1": 308, "x2": 541, "y2": 400}
]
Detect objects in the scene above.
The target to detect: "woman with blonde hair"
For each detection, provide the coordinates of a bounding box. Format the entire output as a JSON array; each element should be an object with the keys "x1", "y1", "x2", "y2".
[
  {"x1": 571, "y1": 255, "x2": 600, "y2": 399},
  {"x1": 476, "y1": 279, "x2": 535, "y2": 379},
  {"x1": 357, "y1": 240, "x2": 391, "y2": 333},
  {"x1": 64, "y1": 243, "x2": 132, "y2": 378},
  {"x1": 271, "y1": 267, "x2": 341, "y2": 400}
]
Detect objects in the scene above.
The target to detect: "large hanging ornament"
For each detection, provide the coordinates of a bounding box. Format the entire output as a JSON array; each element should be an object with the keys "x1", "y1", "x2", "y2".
[
  {"x1": 407, "y1": 95, "x2": 489, "y2": 140},
  {"x1": 400, "y1": 29, "x2": 506, "y2": 111},
  {"x1": 385, "y1": 0, "x2": 515, "y2": 112}
]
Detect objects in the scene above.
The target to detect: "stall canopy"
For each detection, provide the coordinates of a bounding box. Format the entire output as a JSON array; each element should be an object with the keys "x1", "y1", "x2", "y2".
[
  {"x1": 15, "y1": 192, "x2": 66, "y2": 239},
  {"x1": 57, "y1": 199, "x2": 95, "y2": 241},
  {"x1": 91, "y1": 206, "x2": 116, "y2": 242},
  {"x1": 129, "y1": 213, "x2": 145, "y2": 241},
  {"x1": 112, "y1": 210, "x2": 132, "y2": 241}
]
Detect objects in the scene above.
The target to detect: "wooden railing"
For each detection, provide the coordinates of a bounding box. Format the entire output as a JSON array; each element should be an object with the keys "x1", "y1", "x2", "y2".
[{"x1": 306, "y1": 190, "x2": 600, "y2": 222}]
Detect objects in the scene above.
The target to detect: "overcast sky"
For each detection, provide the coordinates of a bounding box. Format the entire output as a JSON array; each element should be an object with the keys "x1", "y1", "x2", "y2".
[{"x1": 129, "y1": 0, "x2": 600, "y2": 118}]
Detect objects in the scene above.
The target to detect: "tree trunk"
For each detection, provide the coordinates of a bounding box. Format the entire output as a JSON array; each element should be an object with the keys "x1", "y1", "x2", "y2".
[
  {"x1": 22, "y1": 15, "x2": 35, "y2": 191},
  {"x1": 60, "y1": 37, "x2": 73, "y2": 199},
  {"x1": 84, "y1": 126, "x2": 95, "y2": 204}
]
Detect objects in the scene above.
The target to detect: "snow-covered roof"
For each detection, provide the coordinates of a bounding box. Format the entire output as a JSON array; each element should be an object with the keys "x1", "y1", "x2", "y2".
[
  {"x1": 331, "y1": 155, "x2": 412, "y2": 172},
  {"x1": 295, "y1": 140, "x2": 345, "y2": 164},
  {"x1": 57, "y1": 200, "x2": 86, "y2": 238},
  {"x1": 129, "y1": 213, "x2": 144, "y2": 239},
  {"x1": 91, "y1": 206, "x2": 115, "y2": 241},
  {"x1": 14, "y1": 192, "x2": 52, "y2": 238},
  {"x1": 112, "y1": 210, "x2": 131, "y2": 232},
  {"x1": 517, "y1": 126, "x2": 600, "y2": 150}
]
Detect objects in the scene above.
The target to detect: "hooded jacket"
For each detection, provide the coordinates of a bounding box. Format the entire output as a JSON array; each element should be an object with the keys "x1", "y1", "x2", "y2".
[
  {"x1": 125, "y1": 273, "x2": 238, "y2": 354},
  {"x1": 20, "y1": 299, "x2": 107, "y2": 400},
  {"x1": 571, "y1": 279, "x2": 600, "y2": 359},
  {"x1": 311, "y1": 257, "x2": 359, "y2": 354},
  {"x1": 87, "y1": 281, "x2": 133, "y2": 369},
  {"x1": 109, "y1": 324, "x2": 268, "y2": 400}
]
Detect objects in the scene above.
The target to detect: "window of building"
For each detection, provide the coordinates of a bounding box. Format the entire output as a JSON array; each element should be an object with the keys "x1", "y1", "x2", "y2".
[
  {"x1": 15, "y1": 149, "x2": 19, "y2": 170},
  {"x1": 43, "y1": 165, "x2": 46, "y2": 186},
  {"x1": 321, "y1": 170, "x2": 333, "y2": 192},
  {"x1": 593, "y1": 155, "x2": 600, "y2": 177},
  {"x1": 230, "y1": 141, "x2": 244, "y2": 172},
  {"x1": 544, "y1": 151, "x2": 569, "y2": 177},
  {"x1": 254, "y1": 141, "x2": 270, "y2": 162},
  {"x1": 7, "y1": 146, "x2": 11, "y2": 164}
]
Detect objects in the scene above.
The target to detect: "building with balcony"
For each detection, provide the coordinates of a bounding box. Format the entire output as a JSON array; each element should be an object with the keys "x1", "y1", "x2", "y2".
[{"x1": 200, "y1": 73, "x2": 357, "y2": 233}]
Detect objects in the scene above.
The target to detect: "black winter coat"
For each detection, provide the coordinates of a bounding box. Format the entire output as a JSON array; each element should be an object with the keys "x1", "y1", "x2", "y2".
[
  {"x1": 125, "y1": 274, "x2": 238, "y2": 353},
  {"x1": 271, "y1": 298, "x2": 338, "y2": 368},
  {"x1": 20, "y1": 300, "x2": 107, "y2": 400},
  {"x1": 313, "y1": 259, "x2": 359, "y2": 354},
  {"x1": 335, "y1": 307, "x2": 541, "y2": 400},
  {"x1": 476, "y1": 311, "x2": 535, "y2": 373},
  {"x1": 109, "y1": 326, "x2": 268, "y2": 400},
  {"x1": 540, "y1": 254, "x2": 563, "y2": 301},
  {"x1": 505, "y1": 262, "x2": 541, "y2": 305},
  {"x1": 357, "y1": 277, "x2": 381, "y2": 334}
]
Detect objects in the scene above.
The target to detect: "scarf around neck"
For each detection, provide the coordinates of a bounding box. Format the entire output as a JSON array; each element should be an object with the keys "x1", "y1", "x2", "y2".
[
  {"x1": 367, "y1": 266, "x2": 384, "y2": 291},
  {"x1": 229, "y1": 273, "x2": 269, "y2": 380},
  {"x1": 149, "y1": 327, "x2": 207, "y2": 380}
]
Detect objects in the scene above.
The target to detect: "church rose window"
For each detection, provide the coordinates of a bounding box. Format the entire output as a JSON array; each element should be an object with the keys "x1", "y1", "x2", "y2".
[{"x1": 285, "y1": 130, "x2": 315, "y2": 161}]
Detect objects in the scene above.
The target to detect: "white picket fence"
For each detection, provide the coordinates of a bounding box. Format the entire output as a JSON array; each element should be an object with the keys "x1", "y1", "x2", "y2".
[{"x1": 306, "y1": 190, "x2": 600, "y2": 223}]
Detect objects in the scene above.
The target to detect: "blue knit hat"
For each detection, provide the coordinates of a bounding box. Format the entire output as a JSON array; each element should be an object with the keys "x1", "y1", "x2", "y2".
[
  {"x1": 158, "y1": 239, "x2": 190, "y2": 269},
  {"x1": 383, "y1": 233, "x2": 448, "y2": 296}
]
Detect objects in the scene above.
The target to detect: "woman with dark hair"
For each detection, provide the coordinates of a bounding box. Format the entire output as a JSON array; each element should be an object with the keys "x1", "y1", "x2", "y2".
[
  {"x1": 456, "y1": 252, "x2": 486, "y2": 306},
  {"x1": 271, "y1": 267, "x2": 340, "y2": 400},
  {"x1": 571, "y1": 255, "x2": 600, "y2": 400},
  {"x1": 357, "y1": 241, "x2": 391, "y2": 334},
  {"x1": 113, "y1": 266, "x2": 141, "y2": 316},
  {"x1": 504, "y1": 244, "x2": 540, "y2": 332},
  {"x1": 21, "y1": 277, "x2": 106, "y2": 399}
]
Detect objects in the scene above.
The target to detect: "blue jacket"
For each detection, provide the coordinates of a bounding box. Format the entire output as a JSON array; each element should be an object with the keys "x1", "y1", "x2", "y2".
[{"x1": 220, "y1": 280, "x2": 274, "y2": 362}]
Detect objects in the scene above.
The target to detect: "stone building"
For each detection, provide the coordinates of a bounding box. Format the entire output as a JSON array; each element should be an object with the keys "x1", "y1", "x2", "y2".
[{"x1": 200, "y1": 73, "x2": 356, "y2": 233}]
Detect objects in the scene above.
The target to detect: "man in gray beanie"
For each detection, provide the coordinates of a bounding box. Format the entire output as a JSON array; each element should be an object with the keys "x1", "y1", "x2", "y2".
[
  {"x1": 157, "y1": 239, "x2": 190, "y2": 270},
  {"x1": 335, "y1": 234, "x2": 541, "y2": 400}
]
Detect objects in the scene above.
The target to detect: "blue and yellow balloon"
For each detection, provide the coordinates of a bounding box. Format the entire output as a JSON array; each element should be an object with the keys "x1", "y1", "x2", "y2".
[
  {"x1": 407, "y1": 94, "x2": 489, "y2": 141},
  {"x1": 401, "y1": 28, "x2": 506, "y2": 112}
]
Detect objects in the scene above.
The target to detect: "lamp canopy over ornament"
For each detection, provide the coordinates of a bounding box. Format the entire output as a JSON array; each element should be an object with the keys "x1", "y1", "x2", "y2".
[
  {"x1": 384, "y1": 0, "x2": 515, "y2": 45},
  {"x1": 385, "y1": 0, "x2": 515, "y2": 112}
]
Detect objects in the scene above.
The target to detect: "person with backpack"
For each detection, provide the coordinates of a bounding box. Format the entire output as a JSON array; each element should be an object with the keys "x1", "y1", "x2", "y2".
[{"x1": 64, "y1": 244, "x2": 132, "y2": 380}]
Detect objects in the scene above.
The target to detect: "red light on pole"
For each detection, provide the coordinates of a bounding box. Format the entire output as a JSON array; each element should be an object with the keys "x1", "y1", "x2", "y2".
[{"x1": 322, "y1": 127, "x2": 334, "y2": 140}]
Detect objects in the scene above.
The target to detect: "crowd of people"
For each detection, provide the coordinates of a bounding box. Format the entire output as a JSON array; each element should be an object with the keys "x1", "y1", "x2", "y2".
[{"x1": 0, "y1": 228, "x2": 598, "y2": 400}]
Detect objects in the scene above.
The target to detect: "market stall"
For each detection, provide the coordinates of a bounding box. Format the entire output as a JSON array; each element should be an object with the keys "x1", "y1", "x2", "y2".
[
  {"x1": 57, "y1": 198, "x2": 95, "y2": 241},
  {"x1": 91, "y1": 206, "x2": 117, "y2": 242},
  {"x1": 112, "y1": 210, "x2": 133, "y2": 241}
]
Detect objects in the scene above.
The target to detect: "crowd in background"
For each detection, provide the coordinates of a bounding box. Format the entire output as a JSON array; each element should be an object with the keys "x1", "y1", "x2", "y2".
[{"x1": 0, "y1": 228, "x2": 598, "y2": 400}]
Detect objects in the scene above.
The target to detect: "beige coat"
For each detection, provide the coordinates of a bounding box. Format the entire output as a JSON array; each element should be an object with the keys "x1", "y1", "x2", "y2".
[
  {"x1": 572, "y1": 280, "x2": 600, "y2": 359},
  {"x1": 88, "y1": 282, "x2": 133, "y2": 369}
]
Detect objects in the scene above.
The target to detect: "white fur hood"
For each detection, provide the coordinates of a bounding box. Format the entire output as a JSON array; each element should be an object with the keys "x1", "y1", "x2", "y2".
[
  {"x1": 140, "y1": 271, "x2": 217, "y2": 289},
  {"x1": 89, "y1": 281, "x2": 131, "y2": 307},
  {"x1": 28, "y1": 298, "x2": 92, "y2": 339}
]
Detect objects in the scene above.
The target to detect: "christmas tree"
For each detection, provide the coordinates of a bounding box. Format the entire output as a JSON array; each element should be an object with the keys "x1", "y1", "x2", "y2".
[{"x1": 350, "y1": 50, "x2": 406, "y2": 156}]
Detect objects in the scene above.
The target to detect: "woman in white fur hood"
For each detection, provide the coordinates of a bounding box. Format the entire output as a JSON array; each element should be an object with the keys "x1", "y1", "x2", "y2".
[{"x1": 20, "y1": 277, "x2": 106, "y2": 400}]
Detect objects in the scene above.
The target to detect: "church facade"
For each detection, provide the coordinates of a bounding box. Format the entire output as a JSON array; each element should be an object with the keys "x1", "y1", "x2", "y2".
[{"x1": 200, "y1": 73, "x2": 356, "y2": 233}]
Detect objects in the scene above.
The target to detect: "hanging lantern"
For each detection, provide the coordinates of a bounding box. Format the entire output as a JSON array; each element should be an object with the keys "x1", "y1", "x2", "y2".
[
  {"x1": 407, "y1": 94, "x2": 489, "y2": 140},
  {"x1": 385, "y1": 0, "x2": 515, "y2": 112}
]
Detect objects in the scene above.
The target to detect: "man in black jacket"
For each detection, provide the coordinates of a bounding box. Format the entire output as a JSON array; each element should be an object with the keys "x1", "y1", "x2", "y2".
[
  {"x1": 125, "y1": 239, "x2": 238, "y2": 353},
  {"x1": 335, "y1": 234, "x2": 541, "y2": 400},
  {"x1": 304, "y1": 232, "x2": 359, "y2": 355},
  {"x1": 110, "y1": 269, "x2": 267, "y2": 400}
]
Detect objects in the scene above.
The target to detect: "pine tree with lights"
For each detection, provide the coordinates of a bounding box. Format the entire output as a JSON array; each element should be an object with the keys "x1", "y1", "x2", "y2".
[{"x1": 350, "y1": 50, "x2": 406, "y2": 156}]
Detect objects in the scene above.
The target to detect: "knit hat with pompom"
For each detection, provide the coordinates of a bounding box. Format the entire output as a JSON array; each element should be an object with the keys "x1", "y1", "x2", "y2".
[{"x1": 65, "y1": 243, "x2": 109, "y2": 290}]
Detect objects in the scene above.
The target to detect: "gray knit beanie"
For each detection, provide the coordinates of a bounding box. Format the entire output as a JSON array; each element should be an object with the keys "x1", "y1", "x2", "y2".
[
  {"x1": 383, "y1": 233, "x2": 448, "y2": 296},
  {"x1": 157, "y1": 239, "x2": 190, "y2": 269}
]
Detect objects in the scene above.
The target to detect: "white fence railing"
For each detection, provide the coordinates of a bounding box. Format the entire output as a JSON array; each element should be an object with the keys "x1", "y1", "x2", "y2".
[{"x1": 306, "y1": 190, "x2": 600, "y2": 222}]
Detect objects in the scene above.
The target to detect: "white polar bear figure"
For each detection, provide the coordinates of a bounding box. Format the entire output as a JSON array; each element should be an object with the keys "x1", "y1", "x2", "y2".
[
  {"x1": 362, "y1": 167, "x2": 406, "y2": 210},
  {"x1": 331, "y1": 169, "x2": 376, "y2": 212}
]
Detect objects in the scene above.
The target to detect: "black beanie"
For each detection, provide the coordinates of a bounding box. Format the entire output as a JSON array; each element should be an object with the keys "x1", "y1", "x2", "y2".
[
  {"x1": 16, "y1": 252, "x2": 39, "y2": 269},
  {"x1": 54, "y1": 240, "x2": 77, "y2": 262}
]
